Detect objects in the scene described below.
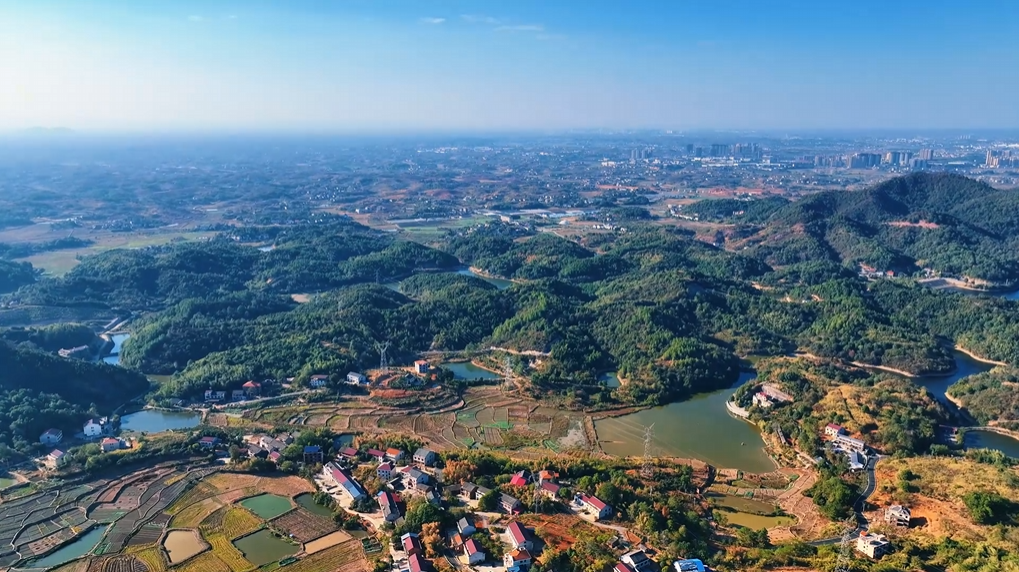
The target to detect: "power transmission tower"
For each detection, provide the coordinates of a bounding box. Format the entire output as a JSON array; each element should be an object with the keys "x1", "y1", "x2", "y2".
[
  {"x1": 530, "y1": 471, "x2": 541, "y2": 514},
  {"x1": 641, "y1": 425, "x2": 655, "y2": 480},
  {"x1": 375, "y1": 341, "x2": 391, "y2": 373},
  {"x1": 833, "y1": 520, "x2": 857, "y2": 572}
]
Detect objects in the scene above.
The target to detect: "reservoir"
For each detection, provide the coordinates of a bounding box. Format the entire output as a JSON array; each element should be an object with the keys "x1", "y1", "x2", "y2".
[
  {"x1": 102, "y1": 333, "x2": 130, "y2": 365},
  {"x1": 916, "y1": 350, "x2": 992, "y2": 403},
  {"x1": 456, "y1": 268, "x2": 514, "y2": 290},
  {"x1": 21, "y1": 526, "x2": 108, "y2": 569},
  {"x1": 444, "y1": 362, "x2": 501, "y2": 381},
  {"x1": 120, "y1": 410, "x2": 201, "y2": 433},
  {"x1": 965, "y1": 430, "x2": 1019, "y2": 458},
  {"x1": 232, "y1": 529, "x2": 299, "y2": 566},
  {"x1": 594, "y1": 372, "x2": 775, "y2": 473}
]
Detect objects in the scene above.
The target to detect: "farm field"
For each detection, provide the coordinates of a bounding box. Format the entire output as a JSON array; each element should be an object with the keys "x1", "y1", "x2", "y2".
[{"x1": 1, "y1": 464, "x2": 368, "y2": 572}]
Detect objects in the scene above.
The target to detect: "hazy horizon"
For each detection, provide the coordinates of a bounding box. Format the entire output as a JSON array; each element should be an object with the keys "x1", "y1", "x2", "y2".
[{"x1": 3, "y1": 0, "x2": 1018, "y2": 132}]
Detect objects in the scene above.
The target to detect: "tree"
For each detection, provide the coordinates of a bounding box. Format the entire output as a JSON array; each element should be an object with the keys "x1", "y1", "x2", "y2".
[
  {"x1": 735, "y1": 526, "x2": 770, "y2": 548},
  {"x1": 420, "y1": 522, "x2": 443, "y2": 558},
  {"x1": 963, "y1": 491, "x2": 1016, "y2": 525},
  {"x1": 478, "y1": 489, "x2": 499, "y2": 512}
]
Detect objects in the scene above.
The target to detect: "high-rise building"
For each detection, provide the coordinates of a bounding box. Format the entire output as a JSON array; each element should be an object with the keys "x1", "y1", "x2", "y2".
[
  {"x1": 918, "y1": 149, "x2": 934, "y2": 161},
  {"x1": 985, "y1": 150, "x2": 999, "y2": 168},
  {"x1": 685, "y1": 144, "x2": 694, "y2": 154}
]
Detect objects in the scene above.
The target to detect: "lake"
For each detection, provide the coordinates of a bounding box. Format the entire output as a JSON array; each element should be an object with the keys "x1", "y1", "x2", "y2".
[
  {"x1": 294, "y1": 493, "x2": 334, "y2": 517},
  {"x1": 162, "y1": 529, "x2": 206, "y2": 564},
  {"x1": 456, "y1": 268, "x2": 514, "y2": 290},
  {"x1": 120, "y1": 410, "x2": 201, "y2": 433},
  {"x1": 595, "y1": 372, "x2": 775, "y2": 473},
  {"x1": 443, "y1": 361, "x2": 501, "y2": 381},
  {"x1": 240, "y1": 494, "x2": 293, "y2": 519},
  {"x1": 102, "y1": 333, "x2": 130, "y2": 365},
  {"x1": 232, "y1": 530, "x2": 299, "y2": 566},
  {"x1": 21, "y1": 526, "x2": 108, "y2": 569},
  {"x1": 965, "y1": 430, "x2": 1019, "y2": 458}
]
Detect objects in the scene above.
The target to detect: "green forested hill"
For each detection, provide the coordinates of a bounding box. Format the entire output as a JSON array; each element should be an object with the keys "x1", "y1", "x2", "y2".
[
  {"x1": 0, "y1": 259, "x2": 38, "y2": 293},
  {"x1": 690, "y1": 173, "x2": 1019, "y2": 281},
  {"x1": 0, "y1": 342, "x2": 149, "y2": 456}
]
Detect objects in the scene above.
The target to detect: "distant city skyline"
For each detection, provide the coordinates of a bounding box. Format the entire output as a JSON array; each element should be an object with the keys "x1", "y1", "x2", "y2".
[{"x1": 2, "y1": 0, "x2": 1018, "y2": 133}]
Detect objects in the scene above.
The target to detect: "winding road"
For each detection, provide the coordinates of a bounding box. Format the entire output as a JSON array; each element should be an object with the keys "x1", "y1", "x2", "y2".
[{"x1": 808, "y1": 455, "x2": 879, "y2": 546}]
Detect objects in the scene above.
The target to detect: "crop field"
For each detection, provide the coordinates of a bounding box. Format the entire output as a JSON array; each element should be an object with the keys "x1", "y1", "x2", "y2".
[
  {"x1": 276, "y1": 539, "x2": 366, "y2": 572},
  {"x1": 204, "y1": 533, "x2": 254, "y2": 572},
  {"x1": 270, "y1": 508, "x2": 338, "y2": 543}
]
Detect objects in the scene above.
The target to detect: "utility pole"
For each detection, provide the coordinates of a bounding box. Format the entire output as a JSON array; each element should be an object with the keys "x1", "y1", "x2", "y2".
[{"x1": 375, "y1": 341, "x2": 391, "y2": 373}]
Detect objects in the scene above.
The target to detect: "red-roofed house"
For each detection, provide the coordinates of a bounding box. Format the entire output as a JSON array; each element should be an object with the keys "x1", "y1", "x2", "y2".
[
  {"x1": 414, "y1": 360, "x2": 430, "y2": 374},
  {"x1": 100, "y1": 437, "x2": 122, "y2": 453},
  {"x1": 539, "y1": 480, "x2": 561, "y2": 499},
  {"x1": 463, "y1": 538, "x2": 485, "y2": 565},
  {"x1": 509, "y1": 471, "x2": 528, "y2": 487},
  {"x1": 377, "y1": 462, "x2": 394, "y2": 480},
  {"x1": 504, "y1": 549, "x2": 532, "y2": 569},
  {"x1": 401, "y1": 532, "x2": 422, "y2": 555},
  {"x1": 504, "y1": 521, "x2": 532, "y2": 551},
  {"x1": 385, "y1": 448, "x2": 404, "y2": 461},
  {"x1": 578, "y1": 493, "x2": 613, "y2": 520},
  {"x1": 615, "y1": 563, "x2": 636, "y2": 572},
  {"x1": 408, "y1": 553, "x2": 431, "y2": 572},
  {"x1": 367, "y1": 448, "x2": 386, "y2": 462},
  {"x1": 825, "y1": 423, "x2": 845, "y2": 437},
  {"x1": 339, "y1": 447, "x2": 358, "y2": 458},
  {"x1": 198, "y1": 436, "x2": 220, "y2": 448},
  {"x1": 242, "y1": 380, "x2": 261, "y2": 397}
]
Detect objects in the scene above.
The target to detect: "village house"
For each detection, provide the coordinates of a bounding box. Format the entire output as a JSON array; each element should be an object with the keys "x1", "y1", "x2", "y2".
[
  {"x1": 538, "y1": 470, "x2": 558, "y2": 483},
  {"x1": 278, "y1": 433, "x2": 296, "y2": 445},
  {"x1": 509, "y1": 470, "x2": 529, "y2": 487},
  {"x1": 303, "y1": 445, "x2": 324, "y2": 465},
  {"x1": 825, "y1": 423, "x2": 846, "y2": 437},
  {"x1": 204, "y1": 389, "x2": 227, "y2": 402},
  {"x1": 578, "y1": 493, "x2": 613, "y2": 520},
  {"x1": 425, "y1": 489, "x2": 441, "y2": 506},
  {"x1": 242, "y1": 380, "x2": 261, "y2": 397},
  {"x1": 100, "y1": 437, "x2": 122, "y2": 453},
  {"x1": 622, "y1": 550, "x2": 654, "y2": 572},
  {"x1": 885, "y1": 505, "x2": 911, "y2": 527},
  {"x1": 231, "y1": 389, "x2": 246, "y2": 401},
  {"x1": 414, "y1": 360, "x2": 430, "y2": 374},
  {"x1": 378, "y1": 491, "x2": 400, "y2": 522},
  {"x1": 401, "y1": 532, "x2": 422, "y2": 555},
  {"x1": 673, "y1": 559, "x2": 707, "y2": 572},
  {"x1": 83, "y1": 417, "x2": 108, "y2": 438},
  {"x1": 259, "y1": 435, "x2": 287, "y2": 452},
  {"x1": 463, "y1": 538, "x2": 485, "y2": 565},
  {"x1": 339, "y1": 446, "x2": 358, "y2": 459},
  {"x1": 504, "y1": 521, "x2": 532, "y2": 551},
  {"x1": 539, "y1": 480, "x2": 561, "y2": 499},
  {"x1": 457, "y1": 516, "x2": 476, "y2": 537},
  {"x1": 413, "y1": 447, "x2": 437, "y2": 466},
  {"x1": 45, "y1": 449, "x2": 65, "y2": 469},
  {"x1": 309, "y1": 374, "x2": 329, "y2": 388},
  {"x1": 323, "y1": 463, "x2": 365, "y2": 501},
  {"x1": 59, "y1": 345, "x2": 92, "y2": 359},
  {"x1": 500, "y1": 493, "x2": 522, "y2": 513},
  {"x1": 408, "y1": 553, "x2": 432, "y2": 572},
  {"x1": 615, "y1": 563, "x2": 635, "y2": 572},
  {"x1": 247, "y1": 445, "x2": 269, "y2": 459},
  {"x1": 385, "y1": 448, "x2": 405, "y2": 462},
  {"x1": 367, "y1": 448, "x2": 386, "y2": 462},
  {"x1": 403, "y1": 466, "x2": 431, "y2": 485},
  {"x1": 835, "y1": 434, "x2": 867, "y2": 453},
  {"x1": 752, "y1": 392, "x2": 773, "y2": 408},
  {"x1": 268, "y1": 451, "x2": 282, "y2": 463},
  {"x1": 198, "y1": 436, "x2": 220, "y2": 448},
  {"x1": 848, "y1": 451, "x2": 867, "y2": 471},
  {"x1": 856, "y1": 532, "x2": 891, "y2": 558},
  {"x1": 377, "y1": 462, "x2": 394, "y2": 480},
  {"x1": 346, "y1": 372, "x2": 367, "y2": 385},
  {"x1": 504, "y1": 549, "x2": 532, "y2": 570},
  {"x1": 40, "y1": 428, "x2": 63, "y2": 445}
]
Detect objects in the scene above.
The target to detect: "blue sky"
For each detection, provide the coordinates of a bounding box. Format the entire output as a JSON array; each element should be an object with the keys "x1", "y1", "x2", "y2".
[{"x1": 1, "y1": 0, "x2": 1017, "y2": 132}]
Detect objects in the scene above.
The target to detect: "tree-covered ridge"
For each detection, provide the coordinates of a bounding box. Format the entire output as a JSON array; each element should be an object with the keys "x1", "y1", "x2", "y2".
[
  {"x1": 692, "y1": 173, "x2": 1019, "y2": 281},
  {"x1": 948, "y1": 367, "x2": 1019, "y2": 429},
  {"x1": 7, "y1": 220, "x2": 458, "y2": 310},
  {"x1": 0, "y1": 341, "x2": 149, "y2": 455},
  {"x1": 0, "y1": 259, "x2": 38, "y2": 293}
]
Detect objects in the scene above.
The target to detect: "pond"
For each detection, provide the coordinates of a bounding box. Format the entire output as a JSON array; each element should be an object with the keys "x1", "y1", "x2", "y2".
[
  {"x1": 443, "y1": 362, "x2": 501, "y2": 381},
  {"x1": 456, "y1": 268, "x2": 514, "y2": 290},
  {"x1": 240, "y1": 494, "x2": 293, "y2": 519},
  {"x1": 0, "y1": 475, "x2": 17, "y2": 489},
  {"x1": 21, "y1": 526, "x2": 108, "y2": 569},
  {"x1": 595, "y1": 372, "x2": 775, "y2": 473},
  {"x1": 102, "y1": 333, "x2": 130, "y2": 365},
  {"x1": 162, "y1": 529, "x2": 206, "y2": 564},
  {"x1": 232, "y1": 529, "x2": 299, "y2": 566},
  {"x1": 294, "y1": 493, "x2": 334, "y2": 517},
  {"x1": 599, "y1": 372, "x2": 621, "y2": 388},
  {"x1": 707, "y1": 492, "x2": 795, "y2": 529},
  {"x1": 120, "y1": 410, "x2": 201, "y2": 433}
]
